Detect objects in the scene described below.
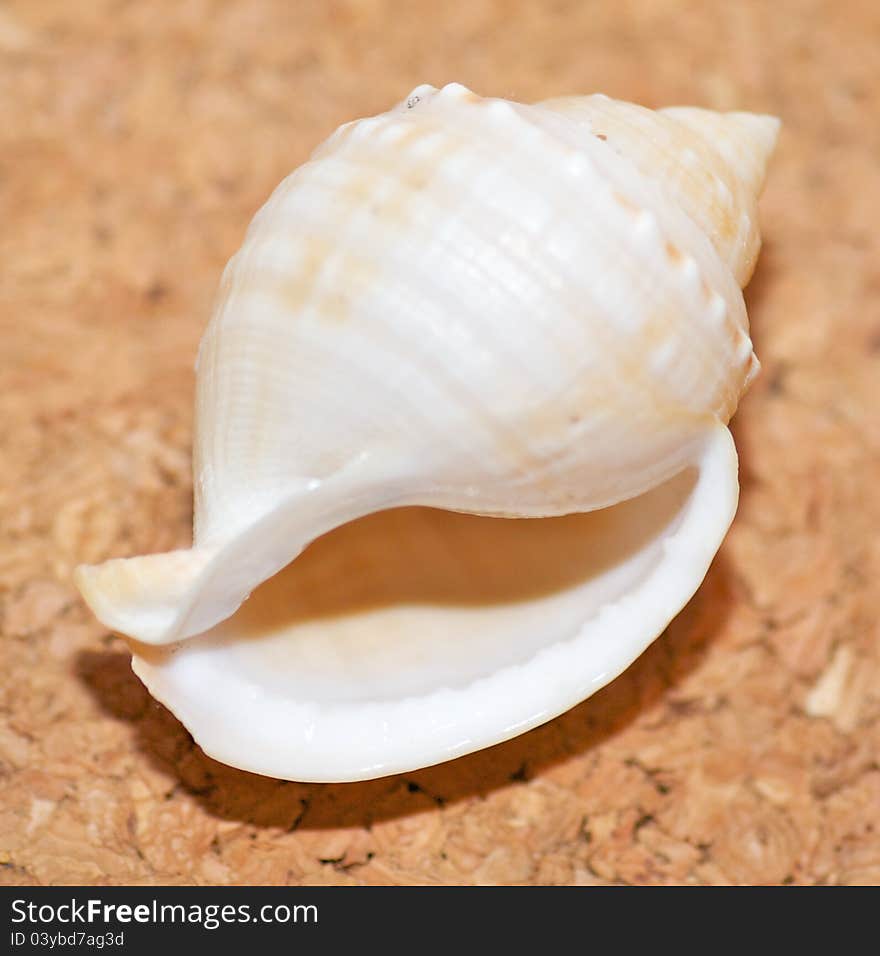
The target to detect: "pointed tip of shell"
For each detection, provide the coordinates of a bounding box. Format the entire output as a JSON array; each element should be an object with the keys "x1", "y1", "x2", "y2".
[
  {"x1": 724, "y1": 111, "x2": 781, "y2": 189},
  {"x1": 536, "y1": 94, "x2": 779, "y2": 288},
  {"x1": 726, "y1": 111, "x2": 781, "y2": 158},
  {"x1": 661, "y1": 107, "x2": 780, "y2": 288},
  {"x1": 663, "y1": 105, "x2": 781, "y2": 195}
]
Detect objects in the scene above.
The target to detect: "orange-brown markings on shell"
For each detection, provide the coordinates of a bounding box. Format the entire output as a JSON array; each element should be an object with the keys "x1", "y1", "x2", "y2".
[
  {"x1": 666, "y1": 131, "x2": 740, "y2": 246},
  {"x1": 600, "y1": 118, "x2": 746, "y2": 417},
  {"x1": 701, "y1": 184, "x2": 738, "y2": 243},
  {"x1": 611, "y1": 189, "x2": 641, "y2": 218},
  {"x1": 738, "y1": 243, "x2": 760, "y2": 287},
  {"x1": 275, "y1": 235, "x2": 335, "y2": 314},
  {"x1": 598, "y1": 188, "x2": 721, "y2": 421},
  {"x1": 588, "y1": 100, "x2": 750, "y2": 279},
  {"x1": 503, "y1": 264, "x2": 720, "y2": 495},
  {"x1": 300, "y1": 116, "x2": 527, "y2": 474},
  {"x1": 316, "y1": 255, "x2": 378, "y2": 323},
  {"x1": 377, "y1": 119, "x2": 427, "y2": 155},
  {"x1": 614, "y1": 166, "x2": 741, "y2": 432},
  {"x1": 663, "y1": 126, "x2": 755, "y2": 275},
  {"x1": 264, "y1": 114, "x2": 497, "y2": 470},
  {"x1": 664, "y1": 240, "x2": 683, "y2": 264},
  {"x1": 558, "y1": 101, "x2": 751, "y2": 427},
  {"x1": 502, "y1": 321, "x2": 718, "y2": 512},
  {"x1": 492, "y1": 107, "x2": 736, "y2": 490},
  {"x1": 616, "y1": 211, "x2": 739, "y2": 425},
  {"x1": 449, "y1": 126, "x2": 709, "y2": 486},
  {"x1": 616, "y1": 302, "x2": 719, "y2": 423},
  {"x1": 717, "y1": 336, "x2": 752, "y2": 422},
  {"x1": 308, "y1": 120, "x2": 462, "y2": 325},
  {"x1": 341, "y1": 106, "x2": 575, "y2": 485},
  {"x1": 449, "y1": 88, "x2": 480, "y2": 104},
  {"x1": 444, "y1": 115, "x2": 626, "y2": 483},
  {"x1": 316, "y1": 289, "x2": 349, "y2": 323},
  {"x1": 269, "y1": 128, "x2": 400, "y2": 323},
  {"x1": 335, "y1": 162, "x2": 377, "y2": 207},
  {"x1": 719, "y1": 306, "x2": 745, "y2": 374},
  {"x1": 368, "y1": 122, "x2": 464, "y2": 227},
  {"x1": 208, "y1": 136, "x2": 400, "y2": 496}
]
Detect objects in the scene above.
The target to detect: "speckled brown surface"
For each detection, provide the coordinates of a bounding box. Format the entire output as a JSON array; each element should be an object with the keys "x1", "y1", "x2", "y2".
[{"x1": 2, "y1": 0, "x2": 879, "y2": 885}]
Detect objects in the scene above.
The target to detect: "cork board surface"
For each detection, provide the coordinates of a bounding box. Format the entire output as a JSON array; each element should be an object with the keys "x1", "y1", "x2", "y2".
[{"x1": 2, "y1": 0, "x2": 879, "y2": 886}]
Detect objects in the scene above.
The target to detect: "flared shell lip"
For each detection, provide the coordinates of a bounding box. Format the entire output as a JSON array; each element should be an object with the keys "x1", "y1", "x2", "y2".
[{"x1": 131, "y1": 425, "x2": 739, "y2": 783}]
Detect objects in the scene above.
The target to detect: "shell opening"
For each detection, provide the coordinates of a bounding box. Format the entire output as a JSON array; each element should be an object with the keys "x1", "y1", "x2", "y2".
[{"x1": 128, "y1": 426, "x2": 738, "y2": 782}]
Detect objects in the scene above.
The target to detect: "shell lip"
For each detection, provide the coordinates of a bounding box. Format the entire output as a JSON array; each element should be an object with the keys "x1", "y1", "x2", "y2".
[
  {"x1": 74, "y1": 455, "x2": 406, "y2": 646},
  {"x1": 130, "y1": 425, "x2": 739, "y2": 783}
]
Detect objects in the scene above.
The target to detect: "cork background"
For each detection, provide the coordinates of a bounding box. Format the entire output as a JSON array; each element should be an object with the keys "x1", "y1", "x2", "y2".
[{"x1": 2, "y1": 0, "x2": 879, "y2": 885}]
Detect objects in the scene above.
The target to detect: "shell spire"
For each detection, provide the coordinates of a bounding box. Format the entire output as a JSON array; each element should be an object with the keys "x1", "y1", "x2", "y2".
[
  {"x1": 74, "y1": 84, "x2": 779, "y2": 782},
  {"x1": 539, "y1": 94, "x2": 779, "y2": 285}
]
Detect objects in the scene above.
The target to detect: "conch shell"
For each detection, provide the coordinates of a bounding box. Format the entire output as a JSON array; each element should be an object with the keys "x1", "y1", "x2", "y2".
[{"x1": 76, "y1": 84, "x2": 778, "y2": 782}]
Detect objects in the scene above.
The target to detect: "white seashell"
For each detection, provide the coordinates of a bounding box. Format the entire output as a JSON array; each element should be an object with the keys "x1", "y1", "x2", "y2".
[{"x1": 75, "y1": 84, "x2": 779, "y2": 782}]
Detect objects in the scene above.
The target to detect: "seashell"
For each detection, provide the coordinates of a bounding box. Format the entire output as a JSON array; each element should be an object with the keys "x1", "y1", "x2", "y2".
[{"x1": 75, "y1": 83, "x2": 778, "y2": 782}]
